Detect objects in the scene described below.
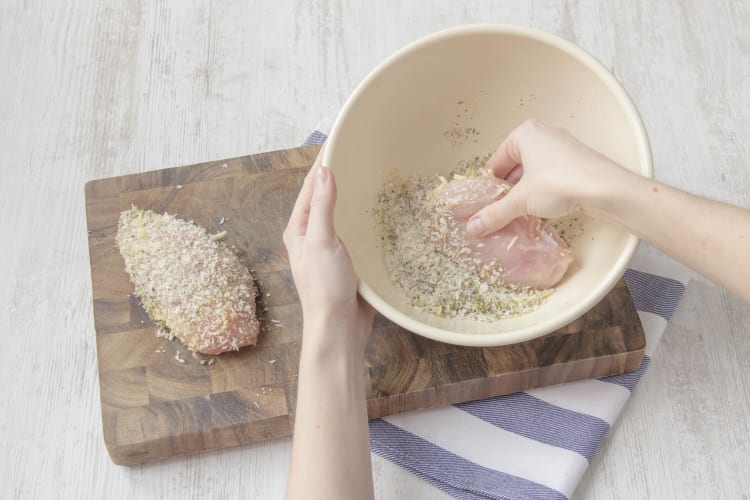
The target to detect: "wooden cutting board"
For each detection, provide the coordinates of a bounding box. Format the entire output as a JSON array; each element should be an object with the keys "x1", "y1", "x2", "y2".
[{"x1": 85, "y1": 145, "x2": 645, "y2": 466}]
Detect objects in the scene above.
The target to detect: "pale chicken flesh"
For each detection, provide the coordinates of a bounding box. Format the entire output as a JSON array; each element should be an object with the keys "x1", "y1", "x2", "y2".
[{"x1": 436, "y1": 176, "x2": 573, "y2": 289}]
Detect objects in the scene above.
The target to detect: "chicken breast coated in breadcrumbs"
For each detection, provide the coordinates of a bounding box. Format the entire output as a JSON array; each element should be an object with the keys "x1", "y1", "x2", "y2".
[{"x1": 115, "y1": 206, "x2": 260, "y2": 355}]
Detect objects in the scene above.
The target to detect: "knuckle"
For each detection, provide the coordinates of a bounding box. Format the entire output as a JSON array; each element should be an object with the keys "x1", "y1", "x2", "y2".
[
  {"x1": 519, "y1": 118, "x2": 540, "y2": 133},
  {"x1": 309, "y1": 193, "x2": 330, "y2": 210},
  {"x1": 282, "y1": 230, "x2": 292, "y2": 247},
  {"x1": 480, "y1": 207, "x2": 501, "y2": 228}
]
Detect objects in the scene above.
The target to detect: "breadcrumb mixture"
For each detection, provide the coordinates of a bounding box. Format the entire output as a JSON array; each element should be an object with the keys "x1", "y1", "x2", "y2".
[
  {"x1": 374, "y1": 161, "x2": 554, "y2": 321},
  {"x1": 374, "y1": 165, "x2": 553, "y2": 321}
]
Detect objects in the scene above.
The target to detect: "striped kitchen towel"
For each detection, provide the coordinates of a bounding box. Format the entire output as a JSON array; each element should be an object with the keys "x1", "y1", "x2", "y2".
[{"x1": 303, "y1": 129, "x2": 691, "y2": 500}]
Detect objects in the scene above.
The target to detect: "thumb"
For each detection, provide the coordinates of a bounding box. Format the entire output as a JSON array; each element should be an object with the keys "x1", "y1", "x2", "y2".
[
  {"x1": 307, "y1": 166, "x2": 337, "y2": 243},
  {"x1": 466, "y1": 183, "x2": 528, "y2": 236}
]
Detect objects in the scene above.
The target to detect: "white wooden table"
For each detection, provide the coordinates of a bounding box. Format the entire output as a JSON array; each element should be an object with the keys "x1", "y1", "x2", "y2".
[{"x1": 2, "y1": 1, "x2": 748, "y2": 498}]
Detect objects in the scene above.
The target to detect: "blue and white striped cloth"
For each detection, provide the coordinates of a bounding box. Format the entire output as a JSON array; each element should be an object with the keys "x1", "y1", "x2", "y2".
[{"x1": 303, "y1": 129, "x2": 691, "y2": 500}]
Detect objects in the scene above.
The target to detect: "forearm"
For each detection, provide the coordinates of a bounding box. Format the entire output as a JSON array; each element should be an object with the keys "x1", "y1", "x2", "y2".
[
  {"x1": 589, "y1": 170, "x2": 750, "y2": 302},
  {"x1": 285, "y1": 319, "x2": 374, "y2": 500}
]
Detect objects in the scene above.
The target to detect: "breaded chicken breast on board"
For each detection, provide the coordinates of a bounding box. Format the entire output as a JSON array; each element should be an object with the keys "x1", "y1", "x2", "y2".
[{"x1": 116, "y1": 207, "x2": 260, "y2": 355}]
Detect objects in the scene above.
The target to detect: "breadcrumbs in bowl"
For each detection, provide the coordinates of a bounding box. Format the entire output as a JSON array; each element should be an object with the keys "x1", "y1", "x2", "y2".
[{"x1": 324, "y1": 24, "x2": 652, "y2": 346}]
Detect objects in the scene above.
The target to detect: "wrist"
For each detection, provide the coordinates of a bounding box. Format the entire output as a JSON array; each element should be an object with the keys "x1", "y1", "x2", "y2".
[
  {"x1": 580, "y1": 164, "x2": 645, "y2": 222},
  {"x1": 298, "y1": 321, "x2": 368, "y2": 395},
  {"x1": 300, "y1": 311, "x2": 368, "y2": 361}
]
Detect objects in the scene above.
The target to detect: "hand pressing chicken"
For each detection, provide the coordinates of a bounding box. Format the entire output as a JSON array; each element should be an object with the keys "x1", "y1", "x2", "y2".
[{"x1": 436, "y1": 175, "x2": 573, "y2": 289}]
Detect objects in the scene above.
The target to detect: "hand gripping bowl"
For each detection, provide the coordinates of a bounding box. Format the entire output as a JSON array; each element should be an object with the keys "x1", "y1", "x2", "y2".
[{"x1": 323, "y1": 24, "x2": 652, "y2": 346}]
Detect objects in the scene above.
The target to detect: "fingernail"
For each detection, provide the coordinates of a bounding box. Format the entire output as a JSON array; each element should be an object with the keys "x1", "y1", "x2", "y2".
[
  {"x1": 467, "y1": 217, "x2": 485, "y2": 236},
  {"x1": 317, "y1": 166, "x2": 328, "y2": 183}
]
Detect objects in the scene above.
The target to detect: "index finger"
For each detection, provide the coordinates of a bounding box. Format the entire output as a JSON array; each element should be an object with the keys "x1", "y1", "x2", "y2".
[
  {"x1": 485, "y1": 130, "x2": 522, "y2": 179},
  {"x1": 285, "y1": 145, "x2": 326, "y2": 239}
]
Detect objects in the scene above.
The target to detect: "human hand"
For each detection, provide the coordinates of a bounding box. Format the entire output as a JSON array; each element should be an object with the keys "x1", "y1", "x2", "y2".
[
  {"x1": 284, "y1": 146, "x2": 376, "y2": 500},
  {"x1": 283, "y1": 146, "x2": 374, "y2": 352},
  {"x1": 466, "y1": 119, "x2": 634, "y2": 236}
]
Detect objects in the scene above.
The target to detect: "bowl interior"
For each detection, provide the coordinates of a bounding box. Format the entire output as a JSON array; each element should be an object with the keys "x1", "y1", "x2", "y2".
[{"x1": 325, "y1": 26, "x2": 651, "y2": 346}]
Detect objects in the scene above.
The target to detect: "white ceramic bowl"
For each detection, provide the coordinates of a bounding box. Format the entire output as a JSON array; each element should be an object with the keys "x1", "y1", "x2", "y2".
[{"x1": 324, "y1": 24, "x2": 651, "y2": 346}]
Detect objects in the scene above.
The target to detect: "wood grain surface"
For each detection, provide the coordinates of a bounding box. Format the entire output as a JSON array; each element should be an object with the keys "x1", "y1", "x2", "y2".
[
  {"x1": 86, "y1": 144, "x2": 644, "y2": 465},
  {"x1": 4, "y1": 1, "x2": 750, "y2": 498}
]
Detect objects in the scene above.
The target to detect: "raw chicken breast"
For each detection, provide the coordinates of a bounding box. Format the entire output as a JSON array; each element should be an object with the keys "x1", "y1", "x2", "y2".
[{"x1": 437, "y1": 176, "x2": 573, "y2": 289}]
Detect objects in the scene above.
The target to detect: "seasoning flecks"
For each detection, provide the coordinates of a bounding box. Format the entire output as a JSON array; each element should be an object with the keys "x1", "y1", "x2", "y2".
[{"x1": 374, "y1": 160, "x2": 553, "y2": 321}]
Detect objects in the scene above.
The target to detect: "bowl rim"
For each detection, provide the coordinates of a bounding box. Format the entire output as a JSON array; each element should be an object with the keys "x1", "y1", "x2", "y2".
[{"x1": 324, "y1": 23, "x2": 653, "y2": 347}]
